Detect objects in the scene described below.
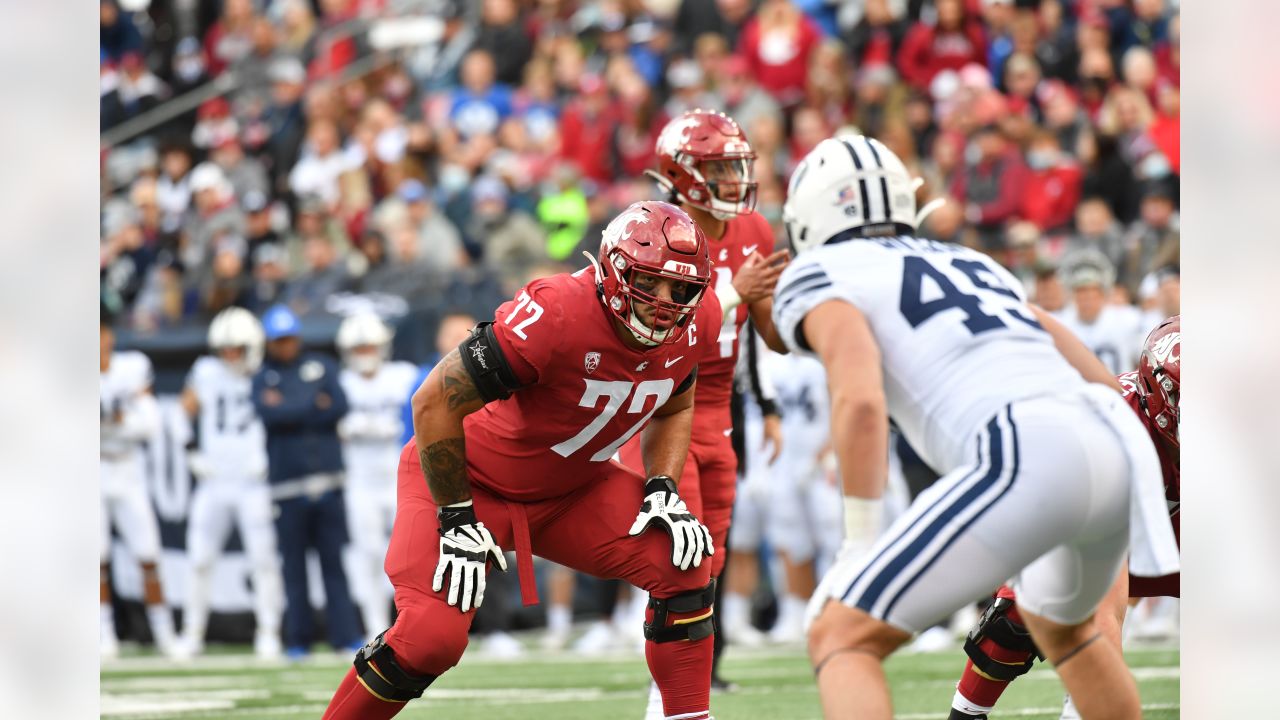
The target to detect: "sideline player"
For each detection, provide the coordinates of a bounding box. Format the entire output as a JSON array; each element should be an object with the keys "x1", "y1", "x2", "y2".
[
  {"x1": 321, "y1": 201, "x2": 724, "y2": 720},
  {"x1": 729, "y1": 344, "x2": 844, "y2": 644},
  {"x1": 630, "y1": 109, "x2": 789, "y2": 702},
  {"x1": 177, "y1": 307, "x2": 284, "y2": 659},
  {"x1": 100, "y1": 302, "x2": 178, "y2": 658},
  {"x1": 948, "y1": 316, "x2": 1181, "y2": 720},
  {"x1": 776, "y1": 135, "x2": 1178, "y2": 720},
  {"x1": 336, "y1": 313, "x2": 419, "y2": 640}
]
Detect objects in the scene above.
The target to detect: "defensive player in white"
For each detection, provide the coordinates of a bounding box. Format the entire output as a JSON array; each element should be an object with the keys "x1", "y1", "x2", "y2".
[
  {"x1": 101, "y1": 306, "x2": 178, "y2": 658},
  {"x1": 726, "y1": 336, "x2": 843, "y2": 645},
  {"x1": 775, "y1": 135, "x2": 1178, "y2": 720},
  {"x1": 335, "y1": 313, "x2": 419, "y2": 639},
  {"x1": 1053, "y1": 251, "x2": 1147, "y2": 375},
  {"x1": 178, "y1": 307, "x2": 285, "y2": 659}
]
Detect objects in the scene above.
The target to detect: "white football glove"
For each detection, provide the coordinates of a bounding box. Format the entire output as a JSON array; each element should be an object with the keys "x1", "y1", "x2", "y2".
[
  {"x1": 628, "y1": 476, "x2": 714, "y2": 571},
  {"x1": 432, "y1": 501, "x2": 508, "y2": 612}
]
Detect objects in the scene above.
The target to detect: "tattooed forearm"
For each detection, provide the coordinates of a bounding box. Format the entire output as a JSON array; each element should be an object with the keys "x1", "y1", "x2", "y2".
[
  {"x1": 438, "y1": 351, "x2": 483, "y2": 411},
  {"x1": 420, "y1": 438, "x2": 471, "y2": 506}
]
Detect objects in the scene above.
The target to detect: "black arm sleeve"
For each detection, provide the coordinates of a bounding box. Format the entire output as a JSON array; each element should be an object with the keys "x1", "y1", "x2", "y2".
[
  {"x1": 458, "y1": 322, "x2": 527, "y2": 403},
  {"x1": 744, "y1": 323, "x2": 780, "y2": 417}
]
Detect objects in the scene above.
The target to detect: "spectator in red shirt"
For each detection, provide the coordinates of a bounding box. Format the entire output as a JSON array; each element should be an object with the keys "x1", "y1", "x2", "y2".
[
  {"x1": 949, "y1": 123, "x2": 1029, "y2": 251},
  {"x1": 558, "y1": 74, "x2": 617, "y2": 185},
  {"x1": 896, "y1": 0, "x2": 986, "y2": 91},
  {"x1": 786, "y1": 105, "x2": 831, "y2": 175},
  {"x1": 1020, "y1": 130, "x2": 1083, "y2": 233},
  {"x1": 739, "y1": 0, "x2": 823, "y2": 108},
  {"x1": 1148, "y1": 84, "x2": 1179, "y2": 174}
]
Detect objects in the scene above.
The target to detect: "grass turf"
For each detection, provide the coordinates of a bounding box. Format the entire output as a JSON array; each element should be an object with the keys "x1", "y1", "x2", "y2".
[{"x1": 101, "y1": 641, "x2": 1178, "y2": 719}]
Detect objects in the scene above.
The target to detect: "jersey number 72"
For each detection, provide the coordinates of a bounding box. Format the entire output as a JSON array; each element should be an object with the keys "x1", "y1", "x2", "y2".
[{"x1": 550, "y1": 379, "x2": 674, "y2": 461}]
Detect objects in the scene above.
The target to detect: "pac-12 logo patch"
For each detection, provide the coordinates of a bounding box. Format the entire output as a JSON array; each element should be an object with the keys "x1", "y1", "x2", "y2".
[{"x1": 584, "y1": 352, "x2": 601, "y2": 374}]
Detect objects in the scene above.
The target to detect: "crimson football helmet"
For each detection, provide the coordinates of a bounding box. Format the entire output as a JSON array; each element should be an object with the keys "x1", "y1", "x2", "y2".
[
  {"x1": 591, "y1": 201, "x2": 711, "y2": 346},
  {"x1": 647, "y1": 109, "x2": 757, "y2": 220},
  {"x1": 1137, "y1": 315, "x2": 1180, "y2": 447}
]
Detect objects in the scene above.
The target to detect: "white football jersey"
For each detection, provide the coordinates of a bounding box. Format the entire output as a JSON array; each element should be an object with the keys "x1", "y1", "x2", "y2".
[
  {"x1": 1053, "y1": 304, "x2": 1146, "y2": 375},
  {"x1": 339, "y1": 361, "x2": 419, "y2": 474},
  {"x1": 187, "y1": 356, "x2": 268, "y2": 480},
  {"x1": 101, "y1": 351, "x2": 155, "y2": 459},
  {"x1": 773, "y1": 235, "x2": 1085, "y2": 472},
  {"x1": 763, "y1": 351, "x2": 831, "y2": 477}
]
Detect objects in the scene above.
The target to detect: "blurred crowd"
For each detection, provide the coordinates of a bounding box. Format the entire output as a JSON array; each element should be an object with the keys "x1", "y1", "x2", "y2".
[{"x1": 102, "y1": 0, "x2": 1179, "y2": 343}]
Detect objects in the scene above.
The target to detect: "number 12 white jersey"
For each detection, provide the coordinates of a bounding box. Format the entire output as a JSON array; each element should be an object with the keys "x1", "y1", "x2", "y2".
[
  {"x1": 187, "y1": 356, "x2": 267, "y2": 481},
  {"x1": 773, "y1": 236, "x2": 1086, "y2": 472}
]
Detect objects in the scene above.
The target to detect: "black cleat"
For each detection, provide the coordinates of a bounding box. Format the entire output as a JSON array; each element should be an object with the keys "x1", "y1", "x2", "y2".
[
  {"x1": 710, "y1": 675, "x2": 739, "y2": 693},
  {"x1": 947, "y1": 710, "x2": 987, "y2": 720}
]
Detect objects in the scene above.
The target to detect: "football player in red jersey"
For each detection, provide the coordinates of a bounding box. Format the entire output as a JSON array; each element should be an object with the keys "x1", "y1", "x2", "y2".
[
  {"x1": 947, "y1": 316, "x2": 1181, "y2": 720},
  {"x1": 321, "y1": 202, "x2": 724, "y2": 720},
  {"x1": 625, "y1": 109, "x2": 791, "y2": 698}
]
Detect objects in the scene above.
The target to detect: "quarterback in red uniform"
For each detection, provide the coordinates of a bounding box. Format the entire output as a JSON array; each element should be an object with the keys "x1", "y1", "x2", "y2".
[
  {"x1": 322, "y1": 202, "x2": 724, "y2": 720},
  {"x1": 948, "y1": 316, "x2": 1181, "y2": 720},
  {"x1": 624, "y1": 110, "x2": 791, "y2": 699},
  {"x1": 626, "y1": 109, "x2": 790, "y2": 571}
]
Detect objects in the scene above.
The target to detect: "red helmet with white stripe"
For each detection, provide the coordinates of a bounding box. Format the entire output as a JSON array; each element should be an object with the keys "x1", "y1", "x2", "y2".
[
  {"x1": 1137, "y1": 315, "x2": 1180, "y2": 447},
  {"x1": 647, "y1": 109, "x2": 758, "y2": 220},
  {"x1": 594, "y1": 201, "x2": 711, "y2": 346}
]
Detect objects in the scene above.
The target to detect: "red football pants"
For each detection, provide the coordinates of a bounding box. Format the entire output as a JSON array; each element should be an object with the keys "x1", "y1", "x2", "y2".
[{"x1": 327, "y1": 443, "x2": 715, "y2": 719}]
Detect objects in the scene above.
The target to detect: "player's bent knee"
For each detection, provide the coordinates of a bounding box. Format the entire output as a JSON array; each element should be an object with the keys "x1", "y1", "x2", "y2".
[
  {"x1": 386, "y1": 606, "x2": 470, "y2": 675},
  {"x1": 807, "y1": 603, "x2": 905, "y2": 665},
  {"x1": 963, "y1": 597, "x2": 1044, "y2": 681},
  {"x1": 645, "y1": 580, "x2": 717, "y2": 643},
  {"x1": 353, "y1": 631, "x2": 438, "y2": 703}
]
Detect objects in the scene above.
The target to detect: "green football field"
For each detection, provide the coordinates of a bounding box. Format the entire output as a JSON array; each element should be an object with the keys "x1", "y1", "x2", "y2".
[{"x1": 101, "y1": 638, "x2": 1178, "y2": 719}]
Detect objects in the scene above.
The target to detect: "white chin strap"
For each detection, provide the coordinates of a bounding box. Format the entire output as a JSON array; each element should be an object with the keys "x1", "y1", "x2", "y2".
[{"x1": 627, "y1": 309, "x2": 668, "y2": 346}]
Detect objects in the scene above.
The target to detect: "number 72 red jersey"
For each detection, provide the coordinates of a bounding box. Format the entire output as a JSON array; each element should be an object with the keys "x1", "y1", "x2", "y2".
[{"x1": 461, "y1": 264, "x2": 722, "y2": 501}]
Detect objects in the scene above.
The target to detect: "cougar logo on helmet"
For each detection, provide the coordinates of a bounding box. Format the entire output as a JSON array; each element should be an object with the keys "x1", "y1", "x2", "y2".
[
  {"x1": 1149, "y1": 333, "x2": 1180, "y2": 365},
  {"x1": 601, "y1": 206, "x2": 652, "y2": 251},
  {"x1": 656, "y1": 115, "x2": 702, "y2": 157}
]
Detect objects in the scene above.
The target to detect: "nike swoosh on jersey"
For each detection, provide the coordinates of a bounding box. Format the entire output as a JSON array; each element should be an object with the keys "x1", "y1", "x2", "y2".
[
  {"x1": 664, "y1": 356, "x2": 684, "y2": 368},
  {"x1": 742, "y1": 244, "x2": 759, "y2": 256}
]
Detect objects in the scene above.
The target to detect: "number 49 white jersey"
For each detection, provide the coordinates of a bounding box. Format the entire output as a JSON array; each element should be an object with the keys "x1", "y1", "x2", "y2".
[
  {"x1": 187, "y1": 356, "x2": 267, "y2": 481},
  {"x1": 773, "y1": 236, "x2": 1086, "y2": 472}
]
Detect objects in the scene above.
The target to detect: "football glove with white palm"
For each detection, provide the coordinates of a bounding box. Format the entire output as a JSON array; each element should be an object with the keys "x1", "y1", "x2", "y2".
[
  {"x1": 628, "y1": 476, "x2": 714, "y2": 571},
  {"x1": 432, "y1": 501, "x2": 508, "y2": 612}
]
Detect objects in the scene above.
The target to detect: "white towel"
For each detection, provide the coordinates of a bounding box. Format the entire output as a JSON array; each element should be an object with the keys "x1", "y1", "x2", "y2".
[{"x1": 1079, "y1": 383, "x2": 1181, "y2": 578}]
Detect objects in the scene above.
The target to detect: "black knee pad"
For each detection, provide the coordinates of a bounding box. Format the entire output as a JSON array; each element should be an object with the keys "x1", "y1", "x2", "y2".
[
  {"x1": 645, "y1": 580, "x2": 717, "y2": 644},
  {"x1": 962, "y1": 597, "x2": 1044, "y2": 682},
  {"x1": 353, "y1": 632, "x2": 438, "y2": 702}
]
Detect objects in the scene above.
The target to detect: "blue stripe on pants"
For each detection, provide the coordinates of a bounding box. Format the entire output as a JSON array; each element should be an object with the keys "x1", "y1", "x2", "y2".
[
  {"x1": 837, "y1": 419, "x2": 994, "y2": 604},
  {"x1": 845, "y1": 413, "x2": 1010, "y2": 615},
  {"x1": 880, "y1": 407, "x2": 1021, "y2": 618}
]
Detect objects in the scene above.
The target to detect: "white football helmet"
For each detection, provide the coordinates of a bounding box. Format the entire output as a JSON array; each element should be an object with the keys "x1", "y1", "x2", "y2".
[
  {"x1": 783, "y1": 135, "x2": 919, "y2": 256},
  {"x1": 336, "y1": 313, "x2": 393, "y2": 375},
  {"x1": 208, "y1": 307, "x2": 265, "y2": 375}
]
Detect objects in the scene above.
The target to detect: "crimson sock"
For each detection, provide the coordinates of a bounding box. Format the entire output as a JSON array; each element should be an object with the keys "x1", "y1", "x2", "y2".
[
  {"x1": 954, "y1": 658, "x2": 1012, "y2": 710},
  {"x1": 321, "y1": 666, "x2": 408, "y2": 720},
  {"x1": 644, "y1": 605, "x2": 713, "y2": 719}
]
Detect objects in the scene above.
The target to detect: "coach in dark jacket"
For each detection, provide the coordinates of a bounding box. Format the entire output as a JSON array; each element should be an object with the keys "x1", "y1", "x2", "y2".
[{"x1": 253, "y1": 304, "x2": 362, "y2": 658}]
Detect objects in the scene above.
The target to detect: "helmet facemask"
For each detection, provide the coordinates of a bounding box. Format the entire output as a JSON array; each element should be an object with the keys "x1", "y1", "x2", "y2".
[
  {"x1": 603, "y1": 253, "x2": 708, "y2": 346},
  {"x1": 681, "y1": 153, "x2": 758, "y2": 220}
]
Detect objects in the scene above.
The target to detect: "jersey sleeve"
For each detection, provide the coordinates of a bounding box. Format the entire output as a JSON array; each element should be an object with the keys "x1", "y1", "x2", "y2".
[
  {"x1": 489, "y1": 279, "x2": 565, "y2": 385},
  {"x1": 771, "y1": 256, "x2": 846, "y2": 357},
  {"x1": 186, "y1": 356, "x2": 216, "y2": 395}
]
